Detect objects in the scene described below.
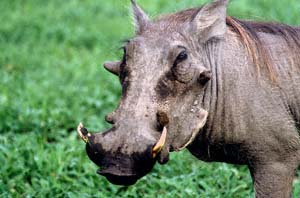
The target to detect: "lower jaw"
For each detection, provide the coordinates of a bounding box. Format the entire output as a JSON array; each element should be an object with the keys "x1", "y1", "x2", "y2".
[
  {"x1": 105, "y1": 175, "x2": 138, "y2": 186},
  {"x1": 97, "y1": 169, "x2": 139, "y2": 186}
]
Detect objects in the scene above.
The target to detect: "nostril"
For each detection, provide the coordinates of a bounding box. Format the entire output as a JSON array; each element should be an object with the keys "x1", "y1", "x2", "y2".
[{"x1": 105, "y1": 112, "x2": 116, "y2": 124}]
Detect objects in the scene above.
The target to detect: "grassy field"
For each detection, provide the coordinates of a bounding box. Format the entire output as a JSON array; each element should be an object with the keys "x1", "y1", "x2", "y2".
[{"x1": 0, "y1": 0, "x2": 300, "y2": 197}]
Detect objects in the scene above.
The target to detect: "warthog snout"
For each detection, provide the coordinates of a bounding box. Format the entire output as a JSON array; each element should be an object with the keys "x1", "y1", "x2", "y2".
[{"x1": 77, "y1": 112, "x2": 169, "y2": 186}]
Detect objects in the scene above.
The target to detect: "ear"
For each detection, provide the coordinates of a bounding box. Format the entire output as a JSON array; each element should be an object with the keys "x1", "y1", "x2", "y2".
[
  {"x1": 131, "y1": 0, "x2": 150, "y2": 34},
  {"x1": 192, "y1": 0, "x2": 229, "y2": 43},
  {"x1": 103, "y1": 61, "x2": 121, "y2": 76}
]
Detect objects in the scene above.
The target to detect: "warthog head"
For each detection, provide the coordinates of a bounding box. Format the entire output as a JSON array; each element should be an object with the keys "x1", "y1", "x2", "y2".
[{"x1": 78, "y1": 0, "x2": 228, "y2": 186}]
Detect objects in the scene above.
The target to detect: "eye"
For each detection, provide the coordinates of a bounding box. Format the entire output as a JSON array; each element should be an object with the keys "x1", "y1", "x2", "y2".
[
  {"x1": 174, "y1": 50, "x2": 188, "y2": 67},
  {"x1": 172, "y1": 49, "x2": 194, "y2": 83}
]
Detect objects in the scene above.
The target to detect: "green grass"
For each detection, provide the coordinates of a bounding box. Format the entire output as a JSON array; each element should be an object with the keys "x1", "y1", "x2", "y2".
[{"x1": 0, "y1": 0, "x2": 299, "y2": 197}]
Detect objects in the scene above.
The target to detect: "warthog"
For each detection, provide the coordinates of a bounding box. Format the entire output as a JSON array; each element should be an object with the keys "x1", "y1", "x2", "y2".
[{"x1": 77, "y1": 0, "x2": 300, "y2": 197}]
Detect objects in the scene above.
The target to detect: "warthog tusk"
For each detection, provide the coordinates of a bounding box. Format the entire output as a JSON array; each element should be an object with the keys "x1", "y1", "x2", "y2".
[
  {"x1": 77, "y1": 122, "x2": 91, "y2": 143},
  {"x1": 152, "y1": 126, "x2": 167, "y2": 158}
]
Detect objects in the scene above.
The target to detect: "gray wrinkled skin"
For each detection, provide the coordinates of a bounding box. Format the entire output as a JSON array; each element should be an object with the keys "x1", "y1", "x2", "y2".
[{"x1": 82, "y1": 0, "x2": 300, "y2": 197}]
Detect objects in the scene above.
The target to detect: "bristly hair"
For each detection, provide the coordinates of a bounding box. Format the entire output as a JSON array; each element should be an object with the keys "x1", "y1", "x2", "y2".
[{"x1": 226, "y1": 16, "x2": 300, "y2": 82}]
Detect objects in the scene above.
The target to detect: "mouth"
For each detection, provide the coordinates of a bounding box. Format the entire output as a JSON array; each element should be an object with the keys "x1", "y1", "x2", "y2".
[
  {"x1": 86, "y1": 142, "x2": 155, "y2": 186},
  {"x1": 97, "y1": 169, "x2": 139, "y2": 186}
]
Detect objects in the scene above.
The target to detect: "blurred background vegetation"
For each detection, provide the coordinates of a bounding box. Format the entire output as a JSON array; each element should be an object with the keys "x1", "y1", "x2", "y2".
[{"x1": 0, "y1": 0, "x2": 299, "y2": 197}]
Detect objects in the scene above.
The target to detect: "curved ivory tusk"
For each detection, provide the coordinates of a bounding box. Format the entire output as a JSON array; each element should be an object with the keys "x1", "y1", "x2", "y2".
[
  {"x1": 152, "y1": 127, "x2": 167, "y2": 158},
  {"x1": 77, "y1": 122, "x2": 91, "y2": 143}
]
